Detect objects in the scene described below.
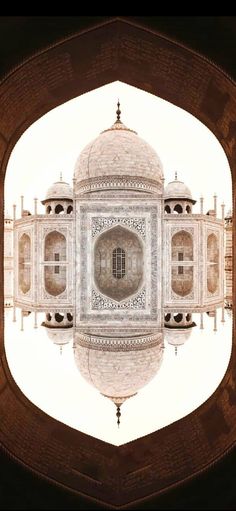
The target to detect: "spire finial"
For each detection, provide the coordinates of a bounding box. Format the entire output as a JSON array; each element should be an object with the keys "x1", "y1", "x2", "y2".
[
  {"x1": 175, "y1": 346, "x2": 178, "y2": 356},
  {"x1": 60, "y1": 172, "x2": 63, "y2": 182},
  {"x1": 175, "y1": 171, "x2": 178, "y2": 181},
  {"x1": 116, "y1": 99, "x2": 121, "y2": 122},
  {"x1": 116, "y1": 405, "x2": 121, "y2": 427}
]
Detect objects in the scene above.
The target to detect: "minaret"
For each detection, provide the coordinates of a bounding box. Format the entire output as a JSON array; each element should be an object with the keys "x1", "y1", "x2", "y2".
[{"x1": 4, "y1": 210, "x2": 14, "y2": 307}]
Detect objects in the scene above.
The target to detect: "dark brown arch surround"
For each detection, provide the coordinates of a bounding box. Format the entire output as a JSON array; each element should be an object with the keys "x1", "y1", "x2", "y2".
[{"x1": 0, "y1": 19, "x2": 235, "y2": 509}]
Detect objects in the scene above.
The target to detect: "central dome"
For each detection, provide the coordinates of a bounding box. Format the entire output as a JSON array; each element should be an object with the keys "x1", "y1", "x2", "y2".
[
  {"x1": 74, "y1": 334, "x2": 164, "y2": 406},
  {"x1": 74, "y1": 106, "x2": 163, "y2": 190}
]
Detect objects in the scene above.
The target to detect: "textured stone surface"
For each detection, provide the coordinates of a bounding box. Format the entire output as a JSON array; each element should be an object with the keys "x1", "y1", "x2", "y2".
[
  {"x1": 45, "y1": 180, "x2": 73, "y2": 201},
  {"x1": 164, "y1": 178, "x2": 193, "y2": 200},
  {"x1": 74, "y1": 335, "x2": 164, "y2": 404},
  {"x1": 74, "y1": 120, "x2": 164, "y2": 186}
]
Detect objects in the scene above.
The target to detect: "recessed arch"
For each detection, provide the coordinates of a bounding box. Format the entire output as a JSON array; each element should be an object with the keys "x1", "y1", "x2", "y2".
[
  {"x1": 207, "y1": 233, "x2": 219, "y2": 263},
  {"x1": 44, "y1": 231, "x2": 66, "y2": 261},
  {"x1": 55, "y1": 204, "x2": 64, "y2": 215},
  {"x1": 67, "y1": 205, "x2": 73, "y2": 215},
  {"x1": 174, "y1": 313, "x2": 183, "y2": 323},
  {"x1": 171, "y1": 232, "x2": 194, "y2": 297},
  {"x1": 44, "y1": 266, "x2": 66, "y2": 296},
  {"x1": 55, "y1": 312, "x2": 64, "y2": 323},
  {"x1": 0, "y1": 17, "x2": 235, "y2": 509},
  {"x1": 172, "y1": 230, "x2": 193, "y2": 261},
  {"x1": 94, "y1": 225, "x2": 143, "y2": 302},
  {"x1": 207, "y1": 233, "x2": 219, "y2": 294},
  {"x1": 18, "y1": 233, "x2": 31, "y2": 294},
  {"x1": 173, "y1": 204, "x2": 183, "y2": 214}
]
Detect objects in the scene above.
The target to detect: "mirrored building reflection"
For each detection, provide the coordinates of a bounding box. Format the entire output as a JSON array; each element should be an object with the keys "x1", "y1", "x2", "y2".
[
  {"x1": 4, "y1": 104, "x2": 232, "y2": 438},
  {"x1": 10, "y1": 297, "x2": 227, "y2": 428}
]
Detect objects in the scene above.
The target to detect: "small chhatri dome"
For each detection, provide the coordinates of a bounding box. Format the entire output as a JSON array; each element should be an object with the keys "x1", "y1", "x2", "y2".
[
  {"x1": 74, "y1": 102, "x2": 163, "y2": 188},
  {"x1": 43, "y1": 327, "x2": 73, "y2": 346},
  {"x1": 164, "y1": 328, "x2": 193, "y2": 347},
  {"x1": 43, "y1": 174, "x2": 73, "y2": 202},
  {"x1": 164, "y1": 173, "x2": 195, "y2": 203}
]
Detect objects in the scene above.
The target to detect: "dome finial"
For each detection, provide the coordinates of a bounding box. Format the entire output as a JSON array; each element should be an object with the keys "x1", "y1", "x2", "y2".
[
  {"x1": 116, "y1": 99, "x2": 121, "y2": 123},
  {"x1": 175, "y1": 171, "x2": 178, "y2": 181},
  {"x1": 60, "y1": 172, "x2": 63, "y2": 182},
  {"x1": 116, "y1": 405, "x2": 121, "y2": 427}
]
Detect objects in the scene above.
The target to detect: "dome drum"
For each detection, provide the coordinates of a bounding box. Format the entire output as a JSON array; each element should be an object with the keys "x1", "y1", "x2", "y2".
[{"x1": 74, "y1": 175, "x2": 163, "y2": 196}]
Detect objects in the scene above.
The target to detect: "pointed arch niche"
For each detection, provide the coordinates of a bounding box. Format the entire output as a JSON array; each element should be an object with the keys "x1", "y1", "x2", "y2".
[{"x1": 94, "y1": 225, "x2": 143, "y2": 302}]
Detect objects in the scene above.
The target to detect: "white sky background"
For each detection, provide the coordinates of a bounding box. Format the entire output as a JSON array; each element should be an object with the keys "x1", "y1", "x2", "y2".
[{"x1": 5, "y1": 81, "x2": 232, "y2": 215}]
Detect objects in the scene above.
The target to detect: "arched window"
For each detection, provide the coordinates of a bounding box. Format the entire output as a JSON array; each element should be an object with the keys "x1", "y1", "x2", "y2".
[
  {"x1": 67, "y1": 205, "x2": 73, "y2": 214},
  {"x1": 55, "y1": 313, "x2": 64, "y2": 323},
  {"x1": 112, "y1": 247, "x2": 125, "y2": 279},
  {"x1": 186, "y1": 205, "x2": 191, "y2": 214},
  {"x1": 46, "y1": 205, "x2": 52, "y2": 214},
  {"x1": 207, "y1": 233, "x2": 219, "y2": 294},
  {"x1": 174, "y1": 313, "x2": 183, "y2": 323},
  {"x1": 55, "y1": 204, "x2": 64, "y2": 214},
  {"x1": 18, "y1": 233, "x2": 31, "y2": 294},
  {"x1": 174, "y1": 204, "x2": 183, "y2": 214},
  {"x1": 172, "y1": 231, "x2": 193, "y2": 261},
  {"x1": 165, "y1": 205, "x2": 171, "y2": 214},
  {"x1": 44, "y1": 231, "x2": 66, "y2": 261}
]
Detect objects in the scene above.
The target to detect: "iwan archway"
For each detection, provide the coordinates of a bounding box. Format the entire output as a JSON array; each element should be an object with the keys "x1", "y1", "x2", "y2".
[{"x1": 0, "y1": 19, "x2": 235, "y2": 509}]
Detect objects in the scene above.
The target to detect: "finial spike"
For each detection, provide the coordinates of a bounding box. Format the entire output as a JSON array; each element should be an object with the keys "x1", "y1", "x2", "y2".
[
  {"x1": 60, "y1": 172, "x2": 63, "y2": 182},
  {"x1": 175, "y1": 346, "x2": 178, "y2": 356},
  {"x1": 116, "y1": 405, "x2": 121, "y2": 427},
  {"x1": 175, "y1": 171, "x2": 178, "y2": 181},
  {"x1": 116, "y1": 99, "x2": 121, "y2": 122}
]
